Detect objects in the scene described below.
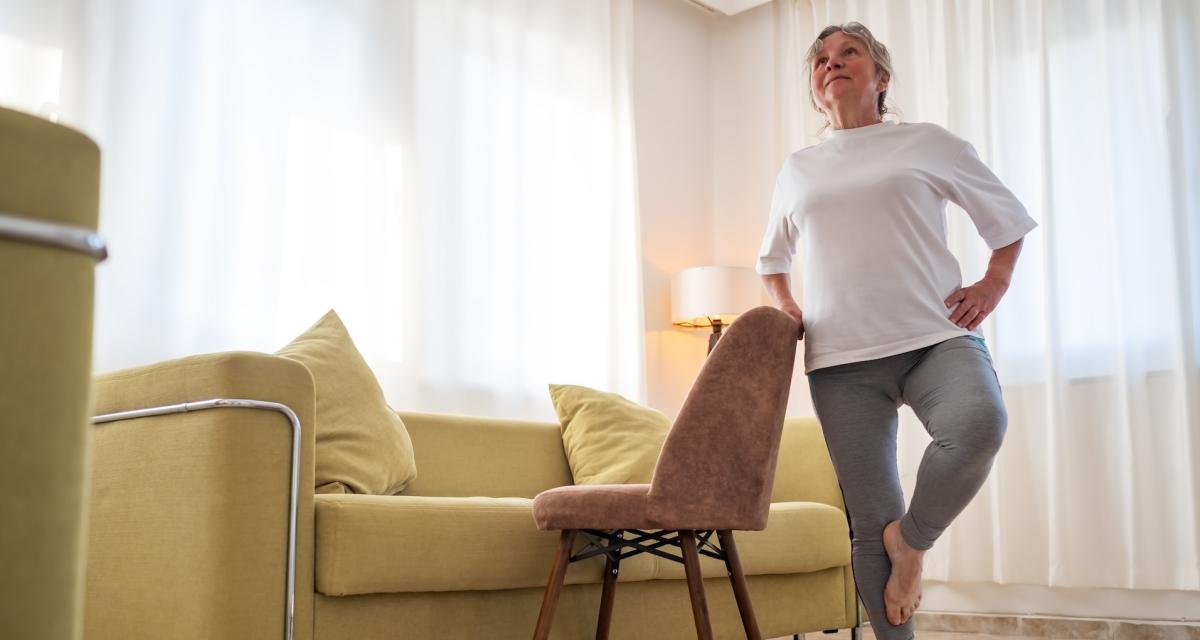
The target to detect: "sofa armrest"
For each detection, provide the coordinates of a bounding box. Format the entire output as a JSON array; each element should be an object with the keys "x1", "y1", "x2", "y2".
[
  {"x1": 770, "y1": 417, "x2": 847, "y2": 512},
  {"x1": 86, "y1": 351, "x2": 316, "y2": 640}
]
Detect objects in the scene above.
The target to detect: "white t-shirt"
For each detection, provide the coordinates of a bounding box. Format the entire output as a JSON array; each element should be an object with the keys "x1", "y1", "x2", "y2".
[{"x1": 756, "y1": 120, "x2": 1038, "y2": 373}]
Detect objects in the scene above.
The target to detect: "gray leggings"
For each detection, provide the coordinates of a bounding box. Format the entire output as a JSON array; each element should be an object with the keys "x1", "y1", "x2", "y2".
[{"x1": 807, "y1": 335, "x2": 1007, "y2": 640}]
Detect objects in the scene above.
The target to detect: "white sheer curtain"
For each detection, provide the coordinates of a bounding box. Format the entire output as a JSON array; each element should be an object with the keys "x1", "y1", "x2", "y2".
[
  {"x1": 0, "y1": 0, "x2": 645, "y2": 420},
  {"x1": 776, "y1": 0, "x2": 1199, "y2": 590}
]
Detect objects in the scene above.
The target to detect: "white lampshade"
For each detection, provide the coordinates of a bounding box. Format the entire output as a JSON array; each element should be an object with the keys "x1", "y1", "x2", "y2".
[{"x1": 670, "y1": 265, "x2": 762, "y2": 327}]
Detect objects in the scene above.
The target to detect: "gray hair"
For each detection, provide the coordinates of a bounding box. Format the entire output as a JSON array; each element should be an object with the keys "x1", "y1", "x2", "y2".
[{"x1": 805, "y1": 22, "x2": 896, "y2": 122}]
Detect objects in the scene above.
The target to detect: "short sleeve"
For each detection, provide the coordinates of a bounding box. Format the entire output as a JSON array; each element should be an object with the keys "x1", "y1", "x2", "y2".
[
  {"x1": 947, "y1": 143, "x2": 1039, "y2": 250},
  {"x1": 755, "y1": 174, "x2": 800, "y2": 275}
]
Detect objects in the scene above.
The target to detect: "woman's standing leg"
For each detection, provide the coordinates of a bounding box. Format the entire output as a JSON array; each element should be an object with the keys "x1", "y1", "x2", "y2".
[{"x1": 809, "y1": 361, "x2": 915, "y2": 640}]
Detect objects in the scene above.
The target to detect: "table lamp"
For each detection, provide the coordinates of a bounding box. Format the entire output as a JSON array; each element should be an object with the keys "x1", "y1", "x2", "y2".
[{"x1": 671, "y1": 266, "x2": 762, "y2": 354}]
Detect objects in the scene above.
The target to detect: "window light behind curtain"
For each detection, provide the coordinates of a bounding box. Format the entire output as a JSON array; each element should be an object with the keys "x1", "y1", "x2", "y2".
[
  {"x1": 0, "y1": 0, "x2": 645, "y2": 421},
  {"x1": 777, "y1": 0, "x2": 1199, "y2": 590}
]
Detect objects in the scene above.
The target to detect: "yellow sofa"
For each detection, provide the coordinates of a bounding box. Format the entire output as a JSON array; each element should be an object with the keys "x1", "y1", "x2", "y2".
[
  {"x1": 85, "y1": 351, "x2": 858, "y2": 639},
  {"x1": 1, "y1": 107, "x2": 105, "y2": 639}
]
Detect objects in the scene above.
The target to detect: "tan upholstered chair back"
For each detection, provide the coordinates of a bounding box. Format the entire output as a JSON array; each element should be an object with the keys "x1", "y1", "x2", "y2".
[{"x1": 648, "y1": 306, "x2": 798, "y2": 531}]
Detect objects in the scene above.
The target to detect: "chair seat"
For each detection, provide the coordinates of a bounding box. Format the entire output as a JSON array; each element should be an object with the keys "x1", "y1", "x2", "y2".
[
  {"x1": 532, "y1": 483, "x2": 653, "y2": 531},
  {"x1": 532, "y1": 482, "x2": 801, "y2": 532}
]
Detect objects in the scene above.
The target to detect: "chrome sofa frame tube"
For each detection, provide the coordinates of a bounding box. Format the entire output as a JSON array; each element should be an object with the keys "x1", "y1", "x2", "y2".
[
  {"x1": 0, "y1": 210, "x2": 108, "y2": 261},
  {"x1": 93, "y1": 399, "x2": 302, "y2": 640}
]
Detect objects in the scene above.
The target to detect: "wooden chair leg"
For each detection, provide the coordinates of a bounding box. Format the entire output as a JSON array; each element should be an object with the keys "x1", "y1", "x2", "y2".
[
  {"x1": 718, "y1": 530, "x2": 762, "y2": 640},
  {"x1": 595, "y1": 535, "x2": 621, "y2": 640},
  {"x1": 534, "y1": 529, "x2": 577, "y2": 640},
  {"x1": 678, "y1": 530, "x2": 714, "y2": 640}
]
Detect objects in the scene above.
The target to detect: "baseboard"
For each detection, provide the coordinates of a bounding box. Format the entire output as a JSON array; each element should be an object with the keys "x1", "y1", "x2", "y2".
[{"x1": 913, "y1": 611, "x2": 1200, "y2": 639}]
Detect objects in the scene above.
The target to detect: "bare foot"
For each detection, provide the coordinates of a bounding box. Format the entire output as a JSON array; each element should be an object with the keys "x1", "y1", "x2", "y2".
[{"x1": 882, "y1": 519, "x2": 925, "y2": 626}]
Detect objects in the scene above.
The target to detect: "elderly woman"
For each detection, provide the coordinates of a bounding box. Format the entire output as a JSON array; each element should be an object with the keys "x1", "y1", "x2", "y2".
[{"x1": 756, "y1": 23, "x2": 1037, "y2": 638}]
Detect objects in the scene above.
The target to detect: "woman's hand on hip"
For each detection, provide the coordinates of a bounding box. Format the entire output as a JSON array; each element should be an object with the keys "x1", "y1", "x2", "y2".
[
  {"x1": 780, "y1": 301, "x2": 805, "y2": 341},
  {"x1": 945, "y1": 277, "x2": 1008, "y2": 331}
]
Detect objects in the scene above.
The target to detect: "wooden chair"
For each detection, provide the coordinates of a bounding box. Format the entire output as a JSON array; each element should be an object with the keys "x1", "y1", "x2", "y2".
[{"x1": 531, "y1": 306, "x2": 799, "y2": 639}]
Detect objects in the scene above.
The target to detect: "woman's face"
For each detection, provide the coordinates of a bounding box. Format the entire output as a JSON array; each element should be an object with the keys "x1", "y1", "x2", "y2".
[{"x1": 810, "y1": 31, "x2": 888, "y2": 117}]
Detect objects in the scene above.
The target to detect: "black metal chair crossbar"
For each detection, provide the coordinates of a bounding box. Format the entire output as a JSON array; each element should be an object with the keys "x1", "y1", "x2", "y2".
[{"x1": 574, "y1": 529, "x2": 728, "y2": 565}]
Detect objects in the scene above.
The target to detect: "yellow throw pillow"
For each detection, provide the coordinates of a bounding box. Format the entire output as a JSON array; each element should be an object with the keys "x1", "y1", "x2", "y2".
[
  {"x1": 277, "y1": 310, "x2": 416, "y2": 495},
  {"x1": 549, "y1": 384, "x2": 670, "y2": 485}
]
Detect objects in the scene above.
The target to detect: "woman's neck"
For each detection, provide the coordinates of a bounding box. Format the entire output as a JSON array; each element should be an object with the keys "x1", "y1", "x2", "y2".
[{"x1": 828, "y1": 105, "x2": 881, "y2": 130}]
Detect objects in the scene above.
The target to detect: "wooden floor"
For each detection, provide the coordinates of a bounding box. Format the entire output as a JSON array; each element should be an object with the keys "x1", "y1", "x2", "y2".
[{"x1": 773, "y1": 629, "x2": 1069, "y2": 640}]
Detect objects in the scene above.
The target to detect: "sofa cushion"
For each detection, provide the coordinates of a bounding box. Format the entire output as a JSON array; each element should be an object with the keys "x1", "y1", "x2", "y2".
[
  {"x1": 314, "y1": 494, "x2": 849, "y2": 596},
  {"x1": 277, "y1": 310, "x2": 416, "y2": 495},
  {"x1": 549, "y1": 384, "x2": 669, "y2": 484},
  {"x1": 649, "y1": 501, "x2": 850, "y2": 580},
  {"x1": 313, "y1": 494, "x2": 656, "y2": 595}
]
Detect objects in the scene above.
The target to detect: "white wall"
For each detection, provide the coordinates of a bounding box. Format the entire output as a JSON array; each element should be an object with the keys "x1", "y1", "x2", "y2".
[
  {"x1": 634, "y1": 0, "x2": 814, "y2": 421},
  {"x1": 632, "y1": 0, "x2": 1200, "y2": 623},
  {"x1": 632, "y1": 0, "x2": 715, "y2": 419},
  {"x1": 709, "y1": 1, "x2": 815, "y2": 419},
  {"x1": 710, "y1": 3, "x2": 774, "y2": 269}
]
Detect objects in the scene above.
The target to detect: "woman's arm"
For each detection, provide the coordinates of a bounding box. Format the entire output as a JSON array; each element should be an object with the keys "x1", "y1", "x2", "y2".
[
  {"x1": 982, "y1": 237, "x2": 1023, "y2": 288},
  {"x1": 945, "y1": 237, "x2": 1024, "y2": 331},
  {"x1": 761, "y1": 273, "x2": 805, "y2": 340}
]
